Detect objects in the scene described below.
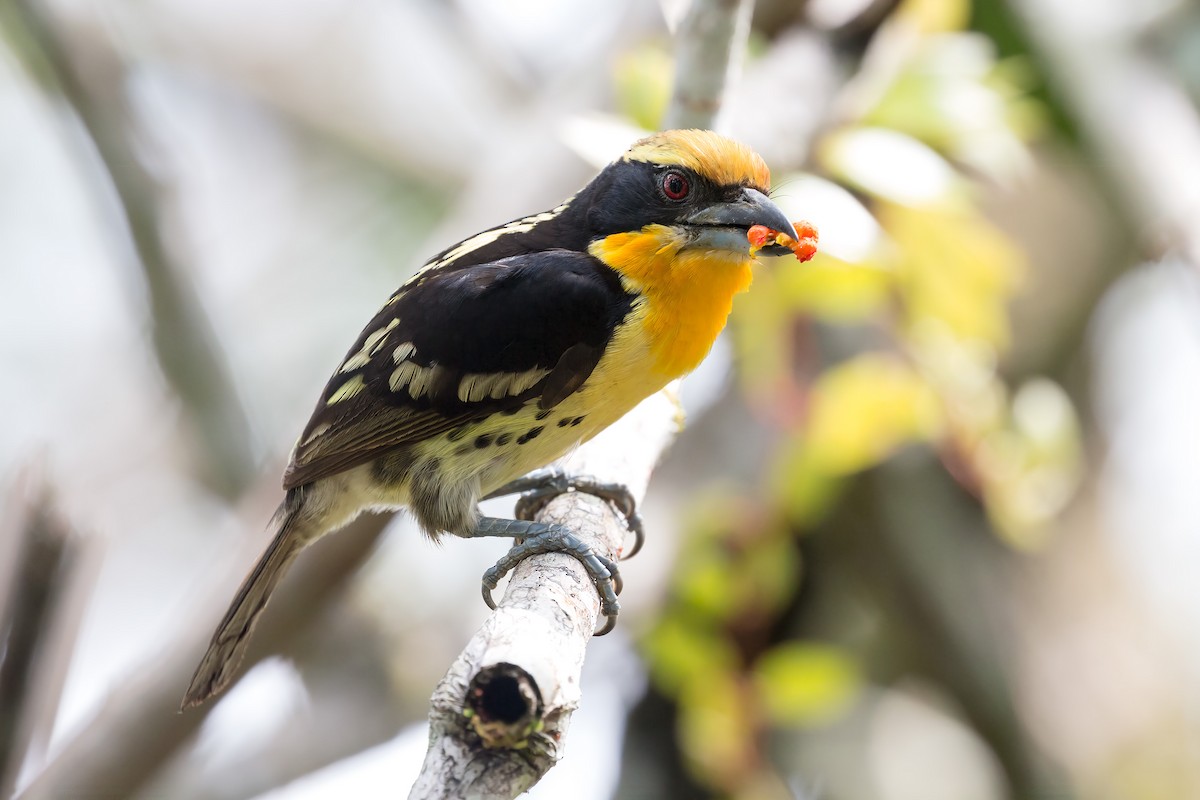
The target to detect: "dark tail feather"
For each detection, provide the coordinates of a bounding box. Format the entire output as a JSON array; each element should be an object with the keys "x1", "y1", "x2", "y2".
[{"x1": 182, "y1": 507, "x2": 307, "y2": 709}]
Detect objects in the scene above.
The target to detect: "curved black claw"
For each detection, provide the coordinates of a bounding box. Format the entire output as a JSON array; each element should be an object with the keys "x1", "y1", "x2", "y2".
[
  {"x1": 489, "y1": 469, "x2": 646, "y2": 560},
  {"x1": 476, "y1": 518, "x2": 621, "y2": 635}
]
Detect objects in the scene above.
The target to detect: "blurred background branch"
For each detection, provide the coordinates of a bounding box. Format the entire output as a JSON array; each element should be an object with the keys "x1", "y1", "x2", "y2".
[
  {"x1": 17, "y1": 509, "x2": 394, "y2": 800},
  {"x1": 0, "y1": 477, "x2": 90, "y2": 800},
  {"x1": 2, "y1": 0, "x2": 256, "y2": 498},
  {"x1": 664, "y1": 0, "x2": 754, "y2": 129}
]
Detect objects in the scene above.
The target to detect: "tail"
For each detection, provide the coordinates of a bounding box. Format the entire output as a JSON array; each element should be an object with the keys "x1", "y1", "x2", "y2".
[{"x1": 181, "y1": 505, "x2": 307, "y2": 709}]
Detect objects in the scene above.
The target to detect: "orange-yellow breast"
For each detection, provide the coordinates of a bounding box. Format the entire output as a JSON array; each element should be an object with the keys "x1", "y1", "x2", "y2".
[{"x1": 590, "y1": 224, "x2": 754, "y2": 379}]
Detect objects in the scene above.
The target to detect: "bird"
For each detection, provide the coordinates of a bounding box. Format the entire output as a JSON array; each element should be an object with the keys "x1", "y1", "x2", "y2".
[{"x1": 182, "y1": 129, "x2": 807, "y2": 709}]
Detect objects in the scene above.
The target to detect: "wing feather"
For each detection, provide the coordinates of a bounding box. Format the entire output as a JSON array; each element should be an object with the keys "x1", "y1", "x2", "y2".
[{"x1": 282, "y1": 249, "x2": 633, "y2": 489}]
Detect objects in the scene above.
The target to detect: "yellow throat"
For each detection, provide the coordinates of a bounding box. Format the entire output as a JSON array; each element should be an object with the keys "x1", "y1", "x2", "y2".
[{"x1": 591, "y1": 224, "x2": 754, "y2": 378}]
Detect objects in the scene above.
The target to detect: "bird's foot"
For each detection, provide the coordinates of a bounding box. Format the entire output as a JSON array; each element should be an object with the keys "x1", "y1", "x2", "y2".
[
  {"x1": 472, "y1": 516, "x2": 621, "y2": 635},
  {"x1": 483, "y1": 469, "x2": 645, "y2": 559}
]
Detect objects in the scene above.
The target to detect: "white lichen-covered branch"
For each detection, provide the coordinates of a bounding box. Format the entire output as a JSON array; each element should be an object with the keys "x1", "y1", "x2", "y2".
[{"x1": 408, "y1": 388, "x2": 682, "y2": 800}]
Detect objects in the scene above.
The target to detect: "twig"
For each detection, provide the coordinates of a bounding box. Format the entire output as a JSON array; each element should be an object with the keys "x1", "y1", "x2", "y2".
[
  {"x1": 409, "y1": 389, "x2": 682, "y2": 800},
  {"x1": 664, "y1": 0, "x2": 755, "y2": 130},
  {"x1": 15, "y1": 510, "x2": 393, "y2": 800}
]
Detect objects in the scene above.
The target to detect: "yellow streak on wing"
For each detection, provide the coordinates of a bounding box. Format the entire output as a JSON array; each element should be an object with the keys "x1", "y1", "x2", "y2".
[
  {"x1": 326, "y1": 374, "x2": 366, "y2": 405},
  {"x1": 402, "y1": 196, "x2": 577, "y2": 283},
  {"x1": 392, "y1": 342, "x2": 416, "y2": 364},
  {"x1": 389, "y1": 361, "x2": 423, "y2": 393},
  {"x1": 590, "y1": 225, "x2": 753, "y2": 378},
  {"x1": 339, "y1": 319, "x2": 399, "y2": 373},
  {"x1": 624, "y1": 130, "x2": 771, "y2": 192}
]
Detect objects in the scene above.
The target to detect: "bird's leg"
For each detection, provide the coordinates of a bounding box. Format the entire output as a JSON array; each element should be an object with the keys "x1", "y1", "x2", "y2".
[
  {"x1": 483, "y1": 468, "x2": 645, "y2": 559},
  {"x1": 469, "y1": 516, "x2": 622, "y2": 636}
]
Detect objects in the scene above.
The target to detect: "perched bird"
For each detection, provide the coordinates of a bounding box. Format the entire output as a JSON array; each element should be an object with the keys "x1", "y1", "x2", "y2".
[{"x1": 183, "y1": 129, "x2": 804, "y2": 708}]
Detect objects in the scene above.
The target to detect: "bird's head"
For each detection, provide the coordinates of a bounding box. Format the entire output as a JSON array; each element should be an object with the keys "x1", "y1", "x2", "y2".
[
  {"x1": 585, "y1": 129, "x2": 798, "y2": 259},
  {"x1": 580, "y1": 130, "x2": 804, "y2": 377}
]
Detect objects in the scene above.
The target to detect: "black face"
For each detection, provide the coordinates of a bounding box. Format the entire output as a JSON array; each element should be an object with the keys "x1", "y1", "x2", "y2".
[
  {"x1": 582, "y1": 160, "x2": 750, "y2": 237},
  {"x1": 413, "y1": 156, "x2": 791, "y2": 278}
]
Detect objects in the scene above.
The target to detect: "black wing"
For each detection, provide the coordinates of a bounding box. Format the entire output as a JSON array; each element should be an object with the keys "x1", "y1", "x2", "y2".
[{"x1": 283, "y1": 249, "x2": 633, "y2": 489}]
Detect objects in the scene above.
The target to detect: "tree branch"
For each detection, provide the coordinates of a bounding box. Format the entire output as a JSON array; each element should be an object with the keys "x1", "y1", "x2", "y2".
[
  {"x1": 664, "y1": 0, "x2": 755, "y2": 130},
  {"x1": 409, "y1": 389, "x2": 682, "y2": 800}
]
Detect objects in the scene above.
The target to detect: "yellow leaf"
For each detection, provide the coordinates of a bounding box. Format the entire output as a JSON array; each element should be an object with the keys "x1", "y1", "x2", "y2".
[
  {"x1": 643, "y1": 615, "x2": 737, "y2": 698},
  {"x1": 753, "y1": 643, "x2": 862, "y2": 727},
  {"x1": 613, "y1": 47, "x2": 673, "y2": 132},
  {"x1": 679, "y1": 669, "x2": 756, "y2": 790},
  {"x1": 731, "y1": 269, "x2": 793, "y2": 392},
  {"x1": 676, "y1": 550, "x2": 737, "y2": 621},
  {"x1": 771, "y1": 443, "x2": 843, "y2": 527},
  {"x1": 879, "y1": 201, "x2": 1024, "y2": 348},
  {"x1": 804, "y1": 354, "x2": 942, "y2": 475},
  {"x1": 777, "y1": 252, "x2": 893, "y2": 322},
  {"x1": 896, "y1": 0, "x2": 970, "y2": 33},
  {"x1": 732, "y1": 530, "x2": 801, "y2": 616}
]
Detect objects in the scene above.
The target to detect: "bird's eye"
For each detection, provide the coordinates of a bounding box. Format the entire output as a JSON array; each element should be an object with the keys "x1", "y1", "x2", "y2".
[{"x1": 661, "y1": 170, "x2": 690, "y2": 201}]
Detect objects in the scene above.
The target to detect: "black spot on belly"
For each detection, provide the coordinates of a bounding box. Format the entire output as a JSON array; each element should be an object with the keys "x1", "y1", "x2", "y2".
[
  {"x1": 496, "y1": 433, "x2": 513, "y2": 446},
  {"x1": 474, "y1": 434, "x2": 493, "y2": 448},
  {"x1": 516, "y1": 426, "x2": 544, "y2": 445},
  {"x1": 570, "y1": 416, "x2": 585, "y2": 427},
  {"x1": 557, "y1": 417, "x2": 571, "y2": 427},
  {"x1": 535, "y1": 409, "x2": 551, "y2": 421}
]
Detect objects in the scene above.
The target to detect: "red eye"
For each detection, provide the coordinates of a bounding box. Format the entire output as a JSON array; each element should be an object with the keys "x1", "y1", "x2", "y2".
[{"x1": 661, "y1": 170, "x2": 690, "y2": 200}]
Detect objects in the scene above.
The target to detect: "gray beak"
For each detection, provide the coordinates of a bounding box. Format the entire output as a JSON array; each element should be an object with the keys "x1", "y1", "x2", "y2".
[{"x1": 683, "y1": 187, "x2": 797, "y2": 256}]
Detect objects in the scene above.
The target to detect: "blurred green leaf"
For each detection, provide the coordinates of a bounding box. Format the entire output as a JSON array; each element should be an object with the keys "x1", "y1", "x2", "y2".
[
  {"x1": 614, "y1": 45, "x2": 673, "y2": 131},
  {"x1": 644, "y1": 614, "x2": 738, "y2": 698},
  {"x1": 732, "y1": 528, "x2": 801, "y2": 617},
  {"x1": 752, "y1": 642, "x2": 862, "y2": 727},
  {"x1": 677, "y1": 549, "x2": 738, "y2": 622},
  {"x1": 771, "y1": 443, "x2": 843, "y2": 528}
]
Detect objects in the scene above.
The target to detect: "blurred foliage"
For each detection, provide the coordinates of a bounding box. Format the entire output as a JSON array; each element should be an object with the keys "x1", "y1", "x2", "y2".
[
  {"x1": 614, "y1": 46, "x2": 674, "y2": 132},
  {"x1": 625, "y1": 0, "x2": 1084, "y2": 795}
]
